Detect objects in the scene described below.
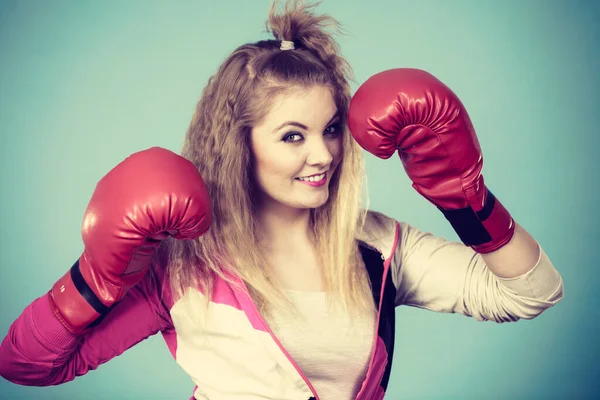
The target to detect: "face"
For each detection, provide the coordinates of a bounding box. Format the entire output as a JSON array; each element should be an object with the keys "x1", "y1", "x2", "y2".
[{"x1": 250, "y1": 85, "x2": 343, "y2": 213}]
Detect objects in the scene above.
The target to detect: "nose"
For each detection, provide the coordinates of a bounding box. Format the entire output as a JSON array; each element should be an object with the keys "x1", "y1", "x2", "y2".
[{"x1": 305, "y1": 136, "x2": 334, "y2": 166}]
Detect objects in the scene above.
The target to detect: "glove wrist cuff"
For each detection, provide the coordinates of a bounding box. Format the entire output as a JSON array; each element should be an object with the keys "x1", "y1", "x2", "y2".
[
  {"x1": 49, "y1": 258, "x2": 106, "y2": 334},
  {"x1": 440, "y1": 188, "x2": 515, "y2": 253}
]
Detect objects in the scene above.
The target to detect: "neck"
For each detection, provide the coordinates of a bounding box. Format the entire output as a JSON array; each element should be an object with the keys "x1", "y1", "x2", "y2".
[{"x1": 257, "y1": 204, "x2": 314, "y2": 252}]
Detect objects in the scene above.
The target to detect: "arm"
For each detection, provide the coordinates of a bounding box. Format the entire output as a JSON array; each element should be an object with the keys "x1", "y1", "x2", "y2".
[
  {"x1": 393, "y1": 220, "x2": 563, "y2": 322},
  {"x1": 1, "y1": 147, "x2": 211, "y2": 386},
  {"x1": 480, "y1": 222, "x2": 540, "y2": 279},
  {"x1": 348, "y1": 68, "x2": 564, "y2": 321},
  {"x1": 0, "y1": 267, "x2": 171, "y2": 386}
]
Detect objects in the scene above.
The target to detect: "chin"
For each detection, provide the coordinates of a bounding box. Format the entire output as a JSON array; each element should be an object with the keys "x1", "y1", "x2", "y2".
[{"x1": 299, "y1": 196, "x2": 330, "y2": 209}]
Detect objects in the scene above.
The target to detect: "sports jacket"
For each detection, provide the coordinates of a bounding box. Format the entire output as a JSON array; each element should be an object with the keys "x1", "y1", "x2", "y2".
[{"x1": 0, "y1": 211, "x2": 564, "y2": 399}]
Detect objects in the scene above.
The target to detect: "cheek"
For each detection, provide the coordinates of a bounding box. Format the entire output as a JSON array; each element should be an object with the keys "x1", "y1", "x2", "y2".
[
  {"x1": 330, "y1": 137, "x2": 344, "y2": 167},
  {"x1": 254, "y1": 149, "x2": 298, "y2": 183}
]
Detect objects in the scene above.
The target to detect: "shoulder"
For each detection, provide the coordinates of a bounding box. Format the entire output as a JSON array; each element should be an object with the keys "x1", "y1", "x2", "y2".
[{"x1": 356, "y1": 209, "x2": 402, "y2": 261}]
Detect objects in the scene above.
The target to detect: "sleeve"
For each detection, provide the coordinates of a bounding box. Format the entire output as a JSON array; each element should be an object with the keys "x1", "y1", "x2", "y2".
[
  {"x1": 392, "y1": 221, "x2": 564, "y2": 322},
  {"x1": 0, "y1": 267, "x2": 173, "y2": 386}
]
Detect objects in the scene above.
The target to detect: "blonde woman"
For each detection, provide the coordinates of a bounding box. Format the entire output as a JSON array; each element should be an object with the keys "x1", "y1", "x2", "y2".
[{"x1": 0, "y1": 1, "x2": 564, "y2": 399}]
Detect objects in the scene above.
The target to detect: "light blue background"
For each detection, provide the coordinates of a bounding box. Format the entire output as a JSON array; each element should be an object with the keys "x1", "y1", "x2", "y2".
[{"x1": 0, "y1": 0, "x2": 597, "y2": 399}]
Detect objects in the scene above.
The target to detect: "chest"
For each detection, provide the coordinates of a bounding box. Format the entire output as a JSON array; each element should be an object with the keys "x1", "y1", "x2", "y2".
[
  {"x1": 267, "y1": 249, "x2": 326, "y2": 291},
  {"x1": 269, "y1": 290, "x2": 377, "y2": 399}
]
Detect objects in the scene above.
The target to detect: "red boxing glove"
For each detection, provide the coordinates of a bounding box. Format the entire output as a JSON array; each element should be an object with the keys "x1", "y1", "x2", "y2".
[
  {"x1": 348, "y1": 68, "x2": 514, "y2": 253},
  {"x1": 49, "y1": 147, "x2": 212, "y2": 334}
]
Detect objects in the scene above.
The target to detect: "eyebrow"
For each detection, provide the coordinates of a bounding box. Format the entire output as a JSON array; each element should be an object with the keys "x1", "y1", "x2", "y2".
[{"x1": 272, "y1": 111, "x2": 340, "y2": 134}]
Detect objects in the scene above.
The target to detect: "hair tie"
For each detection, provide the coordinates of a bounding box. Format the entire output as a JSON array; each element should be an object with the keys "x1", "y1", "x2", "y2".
[{"x1": 280, "y1": 40, "x2": 295, "y2": 51}]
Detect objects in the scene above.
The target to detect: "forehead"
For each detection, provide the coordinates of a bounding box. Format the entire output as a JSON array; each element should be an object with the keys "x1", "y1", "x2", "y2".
[{"x1": 264, "y1": 85, "x2": 337, "y2": 124}]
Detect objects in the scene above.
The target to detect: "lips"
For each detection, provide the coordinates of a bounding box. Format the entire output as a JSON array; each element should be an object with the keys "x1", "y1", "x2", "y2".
[
  {"x1": 296, "y1": 171, "x2": 328, "y2": 179},
  {"x1": 296, "y1": 172, "x2": 326, "y2": 182}
]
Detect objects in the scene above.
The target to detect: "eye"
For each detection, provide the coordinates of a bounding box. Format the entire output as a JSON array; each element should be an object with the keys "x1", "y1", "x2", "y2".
[
  {"x1": 282, "y1": 132, "x2": 303, "y2": 143},
  {"x1": 324, "y1": 123, "x2": 341, "y2": 137}
]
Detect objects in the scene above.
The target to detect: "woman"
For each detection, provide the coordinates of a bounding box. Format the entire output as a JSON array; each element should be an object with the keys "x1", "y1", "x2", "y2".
[{"x1": 0, "y1": 1, "x2": 564, "y2": 399}]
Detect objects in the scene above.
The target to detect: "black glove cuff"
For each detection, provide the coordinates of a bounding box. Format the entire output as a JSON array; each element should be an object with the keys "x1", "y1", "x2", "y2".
[{"x1": 438, "y1": 189, "x2": 496, "y2": 246}]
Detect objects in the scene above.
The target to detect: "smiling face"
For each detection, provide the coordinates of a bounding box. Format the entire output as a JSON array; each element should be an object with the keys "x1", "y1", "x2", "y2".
[{"x1": 250, "y1": 85, "x2": 343, "y2": 214}]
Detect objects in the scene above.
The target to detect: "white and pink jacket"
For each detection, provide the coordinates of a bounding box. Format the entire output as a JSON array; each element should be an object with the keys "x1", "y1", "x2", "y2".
[{"x1": 0, "y1": 212, "x2": 564, "y2": 399}]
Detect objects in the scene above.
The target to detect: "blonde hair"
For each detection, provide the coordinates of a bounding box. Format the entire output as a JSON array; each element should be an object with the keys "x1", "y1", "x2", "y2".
[{"x1": 159, "y1": 0, "x2": 374, "y2": 318}]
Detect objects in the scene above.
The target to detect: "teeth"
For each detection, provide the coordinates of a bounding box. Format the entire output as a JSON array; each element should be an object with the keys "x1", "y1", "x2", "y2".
[{"x1": 298, "y1": 173, "x2": 325, "y2": 182}]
